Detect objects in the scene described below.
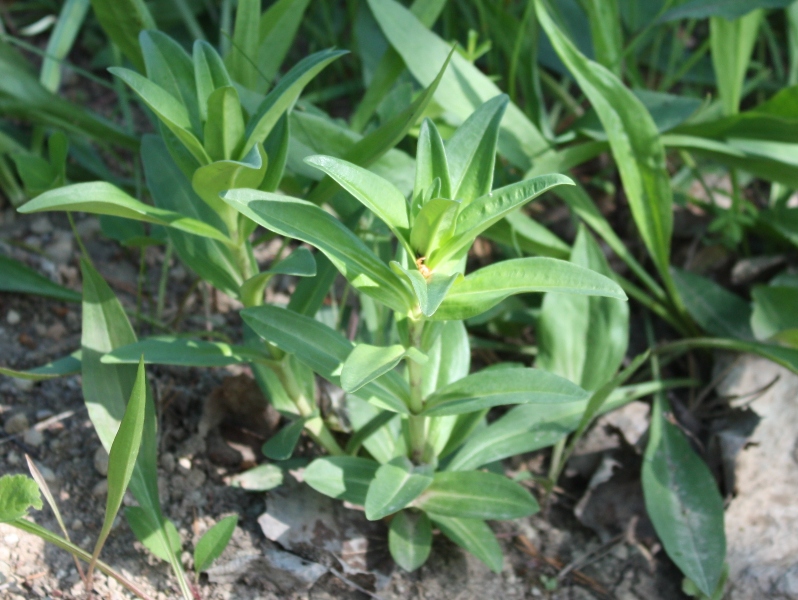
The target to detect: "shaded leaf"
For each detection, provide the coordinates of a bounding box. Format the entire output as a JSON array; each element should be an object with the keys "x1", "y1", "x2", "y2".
[
  {"x1": 389, "y1": 510, "x2": 431, "y2": 572},
  {"x1": 194, "y1": 515, "x2": 238, "y2": 573},
  {"x1": 365, "y1": 457, "x2": 433, "y2": 520},
  {"x1": 304, "y1": 456, "x2": 380, "y2": 505}
]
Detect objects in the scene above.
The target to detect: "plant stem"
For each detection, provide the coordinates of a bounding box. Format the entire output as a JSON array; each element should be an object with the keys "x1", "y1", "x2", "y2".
[{"x1": 406, "y1": 317, "x2": 428, "y2": 464}]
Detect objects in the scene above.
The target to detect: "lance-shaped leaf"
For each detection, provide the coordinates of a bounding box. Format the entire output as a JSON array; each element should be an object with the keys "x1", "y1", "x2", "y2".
[
  {"x1": 223, "y1": 190, "x2": 414, "y2": 313},
  {"x1": 304, "y1": 456, "x2": 380, "y2": 505},
  {"x1": 193, "y1": 41, "x2": 233, "y2": 122},
  {"x1": 0, "y1": 474, "x2": 42, "y2": 522},
  {"x1": 410, "y1": 198, "x2": 458, "y2": 257},
  {"x1": 536, "y1": 2, "x2": 673, "y2": 278},
  {"x1": 428, "y1": 515, "x2": 503, "y2": 573},
  {"x1": 446, "y1": 94, "x2": 508, "y2": 204},
  {"x1": 429, "y1": 174, "x2": 574, "y2": 268},
  {"x1": 226, "y1": 0, "x2": 260, "y2": 89},
  {"x1": 204, "y1": 86, "x2": 246, "y2": 162},
  {"x1": 536, "y1": 226, "x2": 629, "y2": 391},
  {"x1": 125, "y1": 506, "x2": 181, "y2": 562},
  {"x1": 239, "y1": 247, "x2": 316, "y2": 307},
  {"x1": 242, "y1": 305, "x2": 410, "y2": 413},
  {"x1": 432, "y1": 257, "x2": 627, "y2": 321},
  {"x1": 305, "y1": 155, "x2": 412, "y2": 249},
  {"x1": 751, "y1": 286, "x2": 798, "y2": 342},
  {"x1": 243, "y1": 49, "x2": 347, "y2": 155},
  {"x1": 413, "y1": 119, "x2": 451, "y2": 210},
  {"x1": 255, "y1": 0, "x2": 312, "y2": 90},
  {"x1": 81, "y1": 260, "x2": 187, "y2": 587},
  {"x1": 92, "y1": 358, "x2": 148, "y2": 563},
  {"x1": 389, "y1": 510, "x2": 432, "y2": 572},
  {"x1": 194, "y1": 515, "x2": 238, "y2": 574},
  {"x1": 365, "y1": 457, "x2": 434, "y2": 521},
  {"x1": 19, "y1": 182, "x2": 231, "y2": 244},
  {"x1": 108, "y1": 67, "x2": 210, "y2": 165},
  {"x1": 422, "y1": 367, "x2": 589, "y2": 416},
  {"x1": 414, "y1": 471, "x2": 538, "y2": 519},
  {"x1": 643, "y1": 395, "x2": 726, "y2": 597},
  {"x1": 0, "y1": 254, "x2": 81, "y2": 302},
  {"x1": 0, "y1": 351, "x2": 81, "y2": 381},
  {"x1": 341, "y1": 343, "x2": 427, "y2": 393},
  {"x1": 140, "y1": 31, "x2": 201, "y2": 136},
  {"x1": 102, "y1": 337, "x2": 266, "y2": 367},
  {"x1": 390, "y1": 262, "x2": 460, "y2": 318},
  {"x1": 262, "y1": 418, "x2": 306, "y2": 460}
]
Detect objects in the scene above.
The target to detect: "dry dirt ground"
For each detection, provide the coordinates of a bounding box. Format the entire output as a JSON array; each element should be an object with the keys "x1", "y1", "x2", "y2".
[{"x1": 1, "y1": 210, "x2": 690, "y2": 600}]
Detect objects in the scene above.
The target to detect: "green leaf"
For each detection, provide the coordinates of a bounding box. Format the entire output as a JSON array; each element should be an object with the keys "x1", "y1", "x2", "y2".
[
  {"x1": 262, "y1": 419, "x2": 306, "y2": 461},
  {"x1": 243, "y1": 49, "x2": 347, "y2": 156},
  {"x1": 255, "y1": 0, "x2": 312, "y2": 90},
  {"x1": 368, "y1": 0, "x2": 551, "y2": 170},
  {"x1": 423, "y1": 367, "x2": 588, "y2": 416},
  {"x1": 40, "y1": 0, "x2": 91, "y2": 92},
  {"x1": 365, "y1": 457, "x2": 434, "y2": 521},
  {"x1": 415, "y1": 471, "x2": 538, "y2": 520},
  {"x1": 413, "y1": 118, "x2": 451, "y2": 211},
  {"x1": 203, "y1": 86, "x2": 246, "y2": 161},
  {"x1": 239, "y1": 246, "x2": 316, "y2": 306},
  {"x1": 710, "y1": 11, "x2": 763, "y2": 117},
  {"x1": 109, "y1": 67, "x2": 210, "y2": 166},
  {"x1": 536, "y1": 2, "x2": 673, "y2": 278},
  {"x1": 125, "y1": 506, "x2": 182, "y2": 562},
  {"x1": 18, "y1": 182, "x2": 231, "y2": 244},
  {"x1": 0, "y1": 475, "x2": 42, "y2": 522},
  {"x1": 344, "y1": 410, "x2": 398, "y2": 456},
  {"x1": 427, "y1": 515, "x2": 503, "y2": 573},
  {"x1": 580, "y1": 0, "x2": 623, "y2": 75},
  {"x1": 759, "y1": 207, "x2": 798, "y2": 250},
  {"x1": 191, "y1": 144, "x2": 268, "y2": 231},
  {"x1": 446, "y1": 94, "x2": 508, "y2": 205},
  {"x1": 536, "y1": 226, "x2": 629, "y2": 391},
  {"x1": 660, "y1": 0, "x2": 792, "y2": 21},
  {"x1": 142, "y1": 136, "x2": 243, "y2": 297},
  {"x1": 102, "y1": 337, "x2": 265, "y2": 367},
  {"x1": 0, "y1": 254, "x2": 81, "y2": 302},
  {"x1": 433, "y1": 257, "x2": 627, "y2": 321},
  {"x1": 229, "y1": 464, "x2": 284, "y2": 491},
  {"x1": 483, "y1": 211, "x2": 570, "y2": 259},
  {"x1": 390, "y1": 262, "x2": 460, "y2": 318},
  {"x1": 89, "y1": 0, "x2": 155, "y2": 71},
  {"x1": 81, "y1": 260, "x2": 184, "y2": 580},
  {"x1": 0, "y1": 351, "x2": 81, "y2": 381},
  {"x1": 194, "y1": 515, "x2": 238, "y2": 574},
  {"x1": 410, "y1": 198, "x2": 458, "y2": 257},
  {"x1": 305, "y1": 155, "x2": 411, "y2": 247},
  {"x1": 430, "y1": 174, "x2": 574, "y2": 268},
  {"x1": 193, "y1": 41, "x2": 233, "y2": 122},
  {"x1": 226, "y1": 0, "x2": 260, "y2": 89},
  {"x1": 341, "y1": 343, "x2": 425, "y2": 394},
  {"x1": 242, "y1": 305, "x2": 410, "y2": 413},
  {"x1": 223, "y1": 189, "x2": 414, "y2": 313},
  {"x1": 672, "y1": 268, "x2": 754, "y2": 340},
  {"x1": 304, "y1": 456, "x2": 380, "y2": 505},
  {"x1": 389, "y1": 510, "x2": 432, "y2": 572},
  {"x1": 140, "y1": 31, "x2": 202, "y2": 136},
  {"x1": 642, "y1": 396, "x2": 726, "y2": 597},
  {"x1": 751, "y1": 286, "x2": 798, "y2": 342},
  {"x1": 95, "y1": 358, "x2": 148, "y2": 557}
]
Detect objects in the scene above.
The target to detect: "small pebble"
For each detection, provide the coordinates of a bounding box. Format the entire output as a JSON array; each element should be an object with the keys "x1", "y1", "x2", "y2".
[
  {"x1": 30, "y1": 216, "x2": 53, "y2": 234},
  {"x1": 35, "y1": 409, "x2": 53, "y2": 420},
  {"x1": 6, "y1": 451, "x2": 20, "y2": 466},
  {"x1": 23, "y1": 428, "x2": 44, "y2": 448},
  {"x1": 94, "y1": 446, "x2": 109, "y2": 476},
  {"x1": 160, "y1": 452, "x2": 176, "y2": 473},
  {"x1": 6, "y1": 310, "x2": 20, "y2": 325},
  {"x1": 36, "y1": 464, "x2": 56, "y2": 483},
  {"x1": 3, "y1": 534, "x2": 19, "y2": 546},
  {"x1": 71, "y1": 519, "x2": 83, "y2": 532},
  {"x1": 4, "y1": 413, "x2": 29, "y2": 435},
  {"x1": 12, "y1": 378, "x2": 34, "y2": 392},
  {"x1": 178, "y1": 457, "x2": 192, "y2": 471},
  {"x1": 45, "y1": 322, "x2": 67, "y2": 341},
  {"x1": 92, "y1": 479, "x2": 108, "y2": 497},
  {"x1": 44, "y1": 232, "x2": 74, "y2": 265}
]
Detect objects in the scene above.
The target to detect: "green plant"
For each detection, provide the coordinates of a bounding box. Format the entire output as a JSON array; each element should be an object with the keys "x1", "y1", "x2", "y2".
[{"x1": 220, "y1": 97, "x2": 627, "y2": 571}]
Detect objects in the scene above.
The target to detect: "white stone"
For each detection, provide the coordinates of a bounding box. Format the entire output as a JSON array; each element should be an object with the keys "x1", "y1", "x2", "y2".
[
  {"x1": 94, "y1": 446, "x2": 109, "y2": 476},
  {"x1": 23, "y1": 428, "x2": 43, "y2": 447},
  {"x1": 6, "y1": 310, "x2": 20, "y2": 325},
  {"x1": 4, "y1": 413, "x2": 29, "y2": 435}
]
